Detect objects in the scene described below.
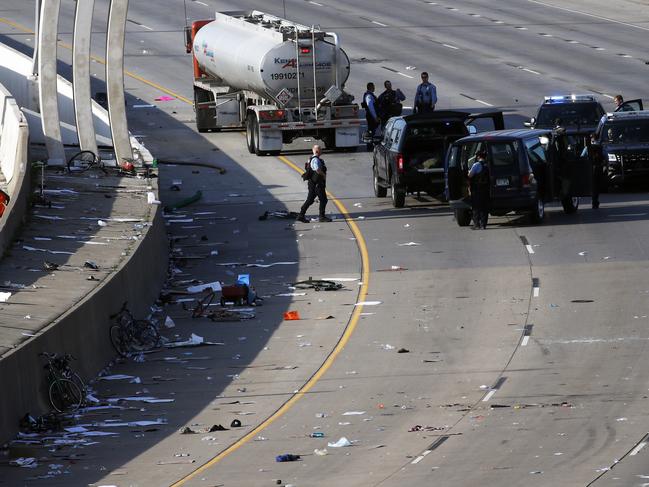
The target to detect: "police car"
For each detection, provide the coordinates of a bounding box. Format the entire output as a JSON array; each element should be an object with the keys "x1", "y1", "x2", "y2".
[
  {"x1": 590, "y1": 109, "x2": 649, "y2": 186},
  {"x1": 525, "y1": 95, "x2": 605, "y2": 134}
]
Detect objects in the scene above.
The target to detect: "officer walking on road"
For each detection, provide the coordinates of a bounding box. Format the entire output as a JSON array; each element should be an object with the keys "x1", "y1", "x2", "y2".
[
  {"x1": 467, "y1": 151, "x2": 490, "y2": 229},
  {"x1": 413, "y1": 72, "x2": 437, "y2": 114},
  {"x1": 297, "y1": 145, "x2": 331, "y2": 223}
]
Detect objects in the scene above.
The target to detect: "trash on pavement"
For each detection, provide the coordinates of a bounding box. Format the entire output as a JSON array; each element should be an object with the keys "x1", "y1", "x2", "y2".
[
  {"x1": 165, "y1": 334, "x2": 224, "y2": 348},
  {"x1": 284, "y1": 311, "x2": 301, "y2": 320},
  {"x1": 314, "y1": 448, "x2": 328, "y2": 456},
  {"x1": 355, "y1": 301, "x2": 382, "y2": 306},
  {"x1": 259, "y1": 210, "x2": 299, "y2": 220},
  {"x1": 327, "y1": 437, "x2": 353, "y2": 448},
  {"x1": 398, "y1": 242, "x2": 421, "y2": 246},
  {"x1": 230, "y1": 419, "x2": 242, "y2": 427},
  {"x1": 342, "y1": 411, "x2": 366, "y2": 416},
  {"x1": 10, "y1": 457, "x2": 38, "y2": 468},
  {"x1": 187, "y1": 281, "x2": 222, "y2": 293},
  {"x1": 275, "y1": 454, "x2": 301, "y2": 462},
  {"x1": 397, "y1": 348, "x2": 410, "y2": 353}
]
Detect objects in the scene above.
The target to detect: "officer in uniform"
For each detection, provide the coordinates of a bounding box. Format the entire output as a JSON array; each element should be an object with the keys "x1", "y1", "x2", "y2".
[
  {"x1": 363, "y1": 82, "x2": 380, "y2": 149},
  {"x1": 467, "y1": 151, "x2": 490, "y2": 229},
  {"x1": 297, "y1": 145, "x2": 331, "y2": 223},
  {"x1": 377, "y1": 80, "x2": 406, "y2": 128},
  {"x1": 414, "y1": 72, "x2": 437, "y2": 114}
]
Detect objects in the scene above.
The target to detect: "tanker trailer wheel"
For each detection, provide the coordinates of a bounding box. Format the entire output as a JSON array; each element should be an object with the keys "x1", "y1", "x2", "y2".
[
  {"x1": 253, "y1": 117, "x2": 263, "y2": 156},
  {"x1": 246, "y1": 114, "x2": 256, "y2": 154}
]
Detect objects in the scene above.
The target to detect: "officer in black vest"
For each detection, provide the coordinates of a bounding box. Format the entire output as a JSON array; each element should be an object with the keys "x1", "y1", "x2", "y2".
[
  {"x1": 297, "y1": 145, "x2": 331, "y2": 223},
  {"x1": 467, "y1": 151, "x2": 490, "y2": 229}
]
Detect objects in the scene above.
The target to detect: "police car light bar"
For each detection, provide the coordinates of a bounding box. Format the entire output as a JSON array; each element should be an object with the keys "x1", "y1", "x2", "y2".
[
  {"x1": 606, "y1": 110, "x2": 649, "y2": 120},
  {"x1": 543, "y1": 94, "x2": 595, "y2": 103}
]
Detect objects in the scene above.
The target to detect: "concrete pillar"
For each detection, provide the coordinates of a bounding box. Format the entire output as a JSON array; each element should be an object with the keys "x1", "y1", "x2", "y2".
[
  {"x1": 38, "y1": 0, "x2": 66, "y2": 166},
  {"x1": 73, "y1": 0, "x2": 98, "y2": 156},
  {"x1": 106, "y1": 0, "x2": 132, "y2": 163}
]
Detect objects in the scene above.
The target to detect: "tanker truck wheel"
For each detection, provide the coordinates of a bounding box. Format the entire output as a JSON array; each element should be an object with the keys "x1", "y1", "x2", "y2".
[
  {"x1": 246, "y1": 114, "x2": 256, "y2": 154},
  {"x1": 253, "y1": 118, "x2": 263, "y2": 156}
]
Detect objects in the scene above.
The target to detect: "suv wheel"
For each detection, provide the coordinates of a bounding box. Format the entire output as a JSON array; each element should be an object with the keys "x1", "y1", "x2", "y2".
[
  {"x1": 561, "y1": 196, "x2": 579, "y2": 214},
  {"x1": 530, "y1": 198, "x2": 545, "y2": 223},
  {"x1": 391, "y1": 178, "x2": 405, "y2": 208},
  {"x1": 455, "y1": 209, "x2": 472, "y2": 227},
  {"x1": 374, "y1": 165, "x2": 387, "y2": 197}
]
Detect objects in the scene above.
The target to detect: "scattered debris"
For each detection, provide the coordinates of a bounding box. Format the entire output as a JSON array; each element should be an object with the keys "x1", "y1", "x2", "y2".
[
  {"x1": 275, "y1": 454, "x2": 301, "y2": 462},
  {"x1": 397, "y1": 348, "x2": 410, "y2": 353},
  {"x1": 259, "y1": 210, "x2": 299, "y2": 221},
  {"x1": 283, "y1": 311, "x2": 301, "y2": 320},
  {"x1": 292, "y1": 278, "x2": 344, "y2": 291},
  {"x1": 328, "y1": 437, "x2": 353, "y2": 448}
]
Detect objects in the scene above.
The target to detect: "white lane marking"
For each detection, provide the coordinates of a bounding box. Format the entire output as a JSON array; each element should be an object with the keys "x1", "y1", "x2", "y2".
[
  {"x1": 372, "y1": 20, "x2": 388, "y2": 27},
  {"x1": 526, "y1": 245, "x2": 535, "y2": 254},
  {"x1": 411, "y1": 455, "x2": 425, "y2": 464},
  {"x1": 140, "y1": 24, "x2": 153, "y2": 31},
  {"x1": 521, "y1": 335, "x2": 530, "y2": 347},
  {"x1": 309, "y1": 1, "x2": 323, "y2": 5},
  {"x1": 482, "y1": 389, "x2": 497, "y2": 402},
  {"x1": 522, "y1": 67, "x2": 541, "y2": 75},
  {"x1": 528, "y1": 0, "x2": 649, "y2": 33},
  {"x1": 442, "y1": 43, "x2": 459, "y2": 50},
  {"x1": 195, "y1": 1, "x2": 208, "y2": 5},
  {"x1": 515, "y1": 26, "x2": 528, "y2": 30},
  {"x1": 630, "y1": 442, "x2": 647, "y2": 456},
  {"x1": 603, "y1": 94, "x2": 615, "y2": 99},
  {"x1": 475, "y1": 99, "x2": 494, "y2": 107},
  {"x1": 397, "y1": 72, "x2": 414, "y2": 79},
  {"x1": 533, "y1": 287, "x2": 540, "y2": 297}
]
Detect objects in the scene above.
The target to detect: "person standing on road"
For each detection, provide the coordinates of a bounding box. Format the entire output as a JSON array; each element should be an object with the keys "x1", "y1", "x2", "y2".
[
  {"x1": 413, "y1": 72, "x2": 437, "y2": 114},
  {"x1": 613, "y1": 94, "x2": 633, "y2": 112},
  {"x1": 363, "y1": 82, "x2": 380, "y2": 143},
  {"x1": 297, "y1": 145, "x2": 331, "y2": 223},
  {"x1": 377, "y1": 80, "x2": 406, "y2": 128},
  {"x1": 467, "y1": 151, "x2": 490, "y2": 229}
]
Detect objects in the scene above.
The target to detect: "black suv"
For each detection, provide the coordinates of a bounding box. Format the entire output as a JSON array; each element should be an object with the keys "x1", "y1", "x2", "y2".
[
  {"x1": 590, "y1": 108, "x2": 649, "y2": 187},
  {"x1": 373, "y1": 111, "x2": 504, "y2": 207},
  {"x1": 446, "y1": 129, "x2": 592, "y2": 226}
]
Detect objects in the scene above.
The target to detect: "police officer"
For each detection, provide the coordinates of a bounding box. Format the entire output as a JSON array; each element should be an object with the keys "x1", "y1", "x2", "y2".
[
  {"x1": 297, "y1": 145, "x2": 331, "y2": 223},
  {"x1": 467, "y1": 151, "x2": 490, "y2": 229},
  {"x1": 377, "y1": 80, "x2": 406, "y2": 128},
  {"x1": 363, "y1": 82, "x2": 380, "y2": 148},
  {"x1": 414, "y1": 72, "x2": 437, "y2": 114}
]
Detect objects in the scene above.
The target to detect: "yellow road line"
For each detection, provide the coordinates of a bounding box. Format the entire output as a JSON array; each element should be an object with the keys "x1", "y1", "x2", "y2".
[
  {"x1": 2, "y1": 15, "x2": 370, "y2": 482},
  {"x1": 0, "y1": 16, "x2": 193, "y2": 105},
  {"x1": 171, "y1": 158, "x2": 370, "y2": 486}
]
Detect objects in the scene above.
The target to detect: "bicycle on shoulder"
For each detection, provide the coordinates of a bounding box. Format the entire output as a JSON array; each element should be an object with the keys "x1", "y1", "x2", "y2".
[
  {"x1": 109, "y1": 302, "x2": 160, "y2": 357},
  {"x1": 67, "y1": 150, "x2": 107, "y2": 174},
  {"x1": 39, "y1": 352, "x2": 85, "y2": 413}
]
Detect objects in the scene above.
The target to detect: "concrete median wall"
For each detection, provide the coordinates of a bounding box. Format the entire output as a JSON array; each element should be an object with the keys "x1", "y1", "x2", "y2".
[
  {"x1": 0, "y1": 205, "x2": 168, "y2": 443},
  {"x1": 0, "y1": 83, "x2": 30, "y2": 257}
]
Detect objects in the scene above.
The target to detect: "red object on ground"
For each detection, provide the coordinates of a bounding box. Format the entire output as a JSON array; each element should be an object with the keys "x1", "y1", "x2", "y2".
[{"x1": 283, "y1": 311, "x2": 301, "y2": 321}]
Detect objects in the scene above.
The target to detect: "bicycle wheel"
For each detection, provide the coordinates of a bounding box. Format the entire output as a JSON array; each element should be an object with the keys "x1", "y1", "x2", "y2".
[
  {"x1": 109, "y1": 325, "x2": 130, "y2": 357},
  {"x1": 67, "y1": 150, "x2": 100, "y2": 172},
  {"x1": 49, "y1": 378, "x2": 83, "y2": 413},
  {"x1": 131, "y1": 320, "x2": 160, "y2": 352},
  {"x1": 192, "y1": 291, "x2": 216, "y2": 318}
]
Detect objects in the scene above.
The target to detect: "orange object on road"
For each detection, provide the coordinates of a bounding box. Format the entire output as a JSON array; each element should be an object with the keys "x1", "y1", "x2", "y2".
[{"x1": 283, "y1": 311, "x2": 301, "y2": 321}]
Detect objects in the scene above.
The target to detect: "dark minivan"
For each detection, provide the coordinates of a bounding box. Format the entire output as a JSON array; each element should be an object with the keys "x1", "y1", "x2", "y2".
[
  {"x1": 373, "y1": 111, "x2": 504, "y2": 207},
  {"x1": 446, "y1": 129, "x2": 592, "y2": 226}
]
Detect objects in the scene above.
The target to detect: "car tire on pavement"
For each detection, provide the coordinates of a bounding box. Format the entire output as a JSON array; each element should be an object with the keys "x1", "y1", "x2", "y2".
[
  {"x1": 374, "y1": 165, "x2": 387, "y2": 197},
  {"x1": 455, "y1": 208, "x2": 472, "y2": 227},
  {"x1": 391, "y1": 179, "x2": 405, "y2": 208},
  {"x1": 530, "y1": 197, "x2": 545, "y2": 223}
]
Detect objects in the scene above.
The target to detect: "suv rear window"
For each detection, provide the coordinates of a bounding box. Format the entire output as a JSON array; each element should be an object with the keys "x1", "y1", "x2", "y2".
[
  {"x1": 602, "y1": 119, "x2": 649, "y2": 144},
  {"x1": 489, "y1": 141, "x2": 518, "y2": 167}
]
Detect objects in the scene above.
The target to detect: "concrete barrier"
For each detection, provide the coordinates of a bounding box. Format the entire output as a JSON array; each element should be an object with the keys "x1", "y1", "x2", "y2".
[
  {"x1": 0, "y1": 205, "x2": 168, "y2": 442},
  {"x1": 0, "y1": 82, "x2": 30, "y2": 257}
]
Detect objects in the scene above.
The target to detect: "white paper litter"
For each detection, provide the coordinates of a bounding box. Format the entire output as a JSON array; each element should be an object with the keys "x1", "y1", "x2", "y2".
[
  {"x1": 276, "y1": 293, "x2": 307, "y2": 297},
  {"x1": 187, "y1": 282, "x2": 222, "y2": 293},
  {"x1": 97, "y1": 220, "x2": 108, "y2": 227},
  {"x1": 0, "y1": 292, "x2": 11, "y2": 302},
  {"x1": 10, "y1": 457, "x2": 38, "y2": 468},
  {"x1": 166, "y1": 333, "x2": 207, "y2": 348},
  {"x1": 147, "y1": 192, "x2": 161, "y2": 205},
  {"x1": 398, "y1": 242, "x2": 421, "y2": 246},
  {"x1": 342, "y1": 411, "x2": 366, "y2": 416},
  {"x1": 328, "y1": 437, "x2": 353, "y2": 448},
  {"x1": 99, "y1": 374, "x2": 136, "y2": 381},
  {"x1": 355, "y1": 301, "x2": 382, "y2": 306}
]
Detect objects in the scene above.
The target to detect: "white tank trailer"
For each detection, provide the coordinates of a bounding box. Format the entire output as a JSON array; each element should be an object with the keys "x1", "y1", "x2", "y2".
[{"x1": 187, "y1": 10, "x2": 362, "y2": 155}]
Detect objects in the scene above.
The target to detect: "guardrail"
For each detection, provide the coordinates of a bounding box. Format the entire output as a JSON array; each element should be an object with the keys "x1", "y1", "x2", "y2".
[{"x1": 0, "y1": 82, "x2": 30, "y2": 256}]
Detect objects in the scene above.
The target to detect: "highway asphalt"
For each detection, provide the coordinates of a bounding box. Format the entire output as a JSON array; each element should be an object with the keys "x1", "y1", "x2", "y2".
[{"x1": 2, "y1": 1, "x2": 649, "y2": 485}]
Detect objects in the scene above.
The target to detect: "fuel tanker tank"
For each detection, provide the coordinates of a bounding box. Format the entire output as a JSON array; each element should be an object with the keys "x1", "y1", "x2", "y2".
[{"x1": 192, "y1": 11, "x2": 351, "y2": 107}]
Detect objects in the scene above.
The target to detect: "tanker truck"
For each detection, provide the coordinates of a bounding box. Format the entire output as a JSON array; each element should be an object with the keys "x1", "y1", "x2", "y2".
[{"x1": 186, "y1": 10, "x2": 362, "y2": 155}]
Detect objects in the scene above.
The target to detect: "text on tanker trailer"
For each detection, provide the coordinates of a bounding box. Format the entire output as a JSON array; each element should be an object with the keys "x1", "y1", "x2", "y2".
[{"x1": 186, "y1": 10, "x2": 362, "y2": 155}]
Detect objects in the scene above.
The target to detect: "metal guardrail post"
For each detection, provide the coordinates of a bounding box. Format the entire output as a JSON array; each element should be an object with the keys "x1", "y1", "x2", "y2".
[
  {"x1": 106, "y1": 0, "x2": 132, "y2": 164},
  {"x1": 73, "y1": 0, "x2": 99, "y2": 156},
  {"x1": 37, "y1": 0, "x2": 66, "y2": 166}
]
